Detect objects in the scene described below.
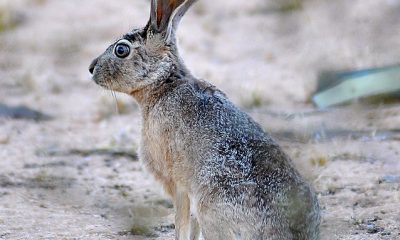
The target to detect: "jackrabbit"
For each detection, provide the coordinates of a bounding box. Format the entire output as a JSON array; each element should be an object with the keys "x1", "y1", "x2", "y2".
[{"x1": 89, "y1": 0, "x2": 320, "y2": 239}]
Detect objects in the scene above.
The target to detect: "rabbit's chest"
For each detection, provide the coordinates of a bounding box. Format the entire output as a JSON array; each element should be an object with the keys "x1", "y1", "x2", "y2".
[{"x1": 141, "y1": 118, "x2": 180, "y2": 184}]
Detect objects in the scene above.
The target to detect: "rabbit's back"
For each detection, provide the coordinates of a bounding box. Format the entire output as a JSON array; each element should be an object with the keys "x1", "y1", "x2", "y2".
[{"x1": 143, "y1": 78, "x2": 320, "y2": 239}]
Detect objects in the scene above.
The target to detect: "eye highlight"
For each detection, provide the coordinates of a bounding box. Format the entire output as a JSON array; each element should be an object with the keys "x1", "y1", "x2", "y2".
[{"x1": 114, "y1": 41, "x2": 131, "y2": 58}]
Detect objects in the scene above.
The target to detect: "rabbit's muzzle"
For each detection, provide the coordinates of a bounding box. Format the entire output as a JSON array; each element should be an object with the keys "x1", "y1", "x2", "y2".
[{"x1": 89, "y1": 57, "x2": 107, "y2": 88}]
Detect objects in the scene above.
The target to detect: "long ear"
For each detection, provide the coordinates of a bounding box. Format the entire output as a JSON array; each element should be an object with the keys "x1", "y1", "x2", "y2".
[{"x1": 150, "y1": 0, "x2": 197, "y2": 42}]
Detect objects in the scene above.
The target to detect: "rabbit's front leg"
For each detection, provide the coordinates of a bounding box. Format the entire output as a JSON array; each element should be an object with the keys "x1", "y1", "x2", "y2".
[{"x1": 175, "y1": 191, "x2": 191, "y2": 240}]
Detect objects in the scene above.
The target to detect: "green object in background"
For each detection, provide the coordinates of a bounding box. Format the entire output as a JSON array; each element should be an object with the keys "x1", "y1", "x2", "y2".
[{"x1": 313, "y1": 65, "x2": 400, "y2": 108}]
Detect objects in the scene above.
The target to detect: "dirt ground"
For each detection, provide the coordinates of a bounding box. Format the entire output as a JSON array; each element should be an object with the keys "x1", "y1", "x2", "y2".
[{"x1": 0, "y1": 0, "x2": 400, "y2": 239}]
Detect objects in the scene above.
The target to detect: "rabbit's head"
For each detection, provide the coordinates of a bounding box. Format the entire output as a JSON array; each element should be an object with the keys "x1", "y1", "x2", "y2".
[{"x1": 89, "y1": 0, "x2": 196, "y2": 94}]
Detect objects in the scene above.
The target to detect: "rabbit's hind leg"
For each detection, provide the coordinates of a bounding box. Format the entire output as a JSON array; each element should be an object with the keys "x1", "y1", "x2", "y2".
[
  {"x1": 200, "y1": 222, "x2": 235, "y2": 240},
  {"x1": 198, "y1": 210, "x2": 236, "y2": 240}
]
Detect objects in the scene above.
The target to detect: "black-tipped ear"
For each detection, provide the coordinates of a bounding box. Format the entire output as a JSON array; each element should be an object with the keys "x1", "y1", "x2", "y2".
[{"x1": 149, "y1": 0, "x2": 197, "y2": 42}]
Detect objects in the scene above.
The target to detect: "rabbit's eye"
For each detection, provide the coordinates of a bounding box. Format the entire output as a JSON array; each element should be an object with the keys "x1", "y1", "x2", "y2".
[{"x1": 114, "y1": 43, "x2": 131, "y2": 58}]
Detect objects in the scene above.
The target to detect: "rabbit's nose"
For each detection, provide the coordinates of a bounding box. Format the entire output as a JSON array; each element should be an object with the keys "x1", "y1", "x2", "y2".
[{"x1": 89, "y1": 58, "x2": 99, "y2": 74}]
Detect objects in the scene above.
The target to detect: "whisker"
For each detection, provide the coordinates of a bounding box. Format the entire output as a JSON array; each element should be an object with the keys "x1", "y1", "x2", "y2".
[
  {"x1": 106, "y1": 80, "x2": 120, "y2": 115},
  {"x1": 111, "y1": 90, "x2": 120, "y2": 115}
]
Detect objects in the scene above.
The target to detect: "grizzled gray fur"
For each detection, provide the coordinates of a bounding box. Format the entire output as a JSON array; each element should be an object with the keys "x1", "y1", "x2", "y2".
[{"x1": 89, "y1": 0, "x2": 320, "y2": 239}]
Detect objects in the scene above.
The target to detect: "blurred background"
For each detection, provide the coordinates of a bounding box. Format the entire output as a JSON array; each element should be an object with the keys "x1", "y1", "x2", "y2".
[{"x1": 0, "y1": 0, "x2": 399, "y2": 239}]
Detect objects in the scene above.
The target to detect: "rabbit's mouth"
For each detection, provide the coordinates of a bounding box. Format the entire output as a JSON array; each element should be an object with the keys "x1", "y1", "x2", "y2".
[
  {"x1": 90, "y1": 71, "x2": 103, "y2": 87},
  {"x1": 92, "y1": 75, "x2": 113, "y2": 90},
  {"x1": 90, "y1": 71, "x2": 109, "y2": 90},
  {"x1": 93, "y1": 78, "x2": 108, "y2": 89}
]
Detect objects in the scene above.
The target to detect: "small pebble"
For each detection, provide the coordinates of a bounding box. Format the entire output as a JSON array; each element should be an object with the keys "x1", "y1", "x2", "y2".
[
  {"x1": 0, "y1": 134, "x2": 9, "y2": 144},
  {"x1": 366, "y1": 223, "x2": 384, "y2": 234}
]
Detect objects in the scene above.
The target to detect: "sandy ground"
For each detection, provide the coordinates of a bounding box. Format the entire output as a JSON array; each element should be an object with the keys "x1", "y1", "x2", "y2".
[{"x1": 0, "y1": 0, "x2": 400, "y2": 239}]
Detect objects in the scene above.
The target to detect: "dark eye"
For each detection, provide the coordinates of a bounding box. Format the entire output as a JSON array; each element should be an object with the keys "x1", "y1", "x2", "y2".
[{"x1": 114, "y1": 43, "x2": 131, "y2": 58}]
